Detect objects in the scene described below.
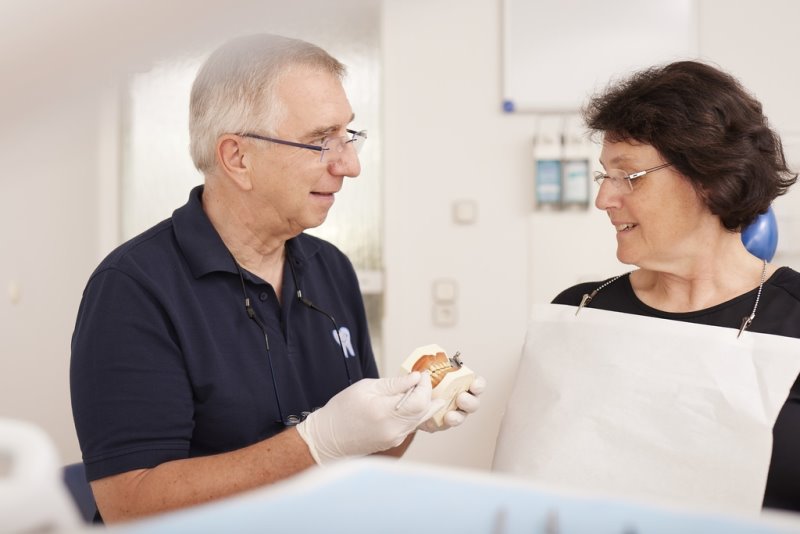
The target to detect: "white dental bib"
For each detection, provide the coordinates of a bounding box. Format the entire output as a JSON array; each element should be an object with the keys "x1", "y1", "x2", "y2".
[{"x1": 492, "y1": 304, "x2": 800, "y2": 515}]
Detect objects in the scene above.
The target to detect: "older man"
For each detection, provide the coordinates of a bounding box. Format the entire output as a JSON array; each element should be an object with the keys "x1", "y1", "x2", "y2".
[{"x1": 70, "y1": 34, "x2": 484, "y2": 523}]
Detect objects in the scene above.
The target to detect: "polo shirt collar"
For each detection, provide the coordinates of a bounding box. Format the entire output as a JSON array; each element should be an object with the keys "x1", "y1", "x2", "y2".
[
  {"x1": 172, "y1": 185, "x2": 234, "y2": 278},
  {"x1": 286, "y1": 230, "x2": 320, "y2": 270},
  {"x1": 173, "y1": 185, "x2": 322, "y2": 278}
]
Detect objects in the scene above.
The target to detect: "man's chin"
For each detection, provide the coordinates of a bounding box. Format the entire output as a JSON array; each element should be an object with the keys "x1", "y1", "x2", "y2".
[{"x1": 301, "y1": 213, "x2": 330, "y2": 232}]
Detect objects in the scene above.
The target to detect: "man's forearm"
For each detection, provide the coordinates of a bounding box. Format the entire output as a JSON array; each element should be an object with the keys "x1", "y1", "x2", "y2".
[{"x1": 92, "y1": 427, "x2": 314, "y2": 523}]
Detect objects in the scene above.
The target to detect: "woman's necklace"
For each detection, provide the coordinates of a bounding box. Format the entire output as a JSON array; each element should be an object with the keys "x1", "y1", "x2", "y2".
[
  {"x1": 737, "y1": 259, "x2": 768, "y2": 338},
  {"x1": 575, "y1": 272, "x2": 632, "y2": 315},
  {"x1": 575, "y1": 260, "x2": 768, "y2": 338}
]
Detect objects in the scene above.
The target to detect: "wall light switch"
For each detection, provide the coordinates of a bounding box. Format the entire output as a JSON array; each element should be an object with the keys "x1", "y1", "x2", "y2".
[
  {"x1": 452, "y1": 199, "x2": 478, "y2": 225},
  {"x1": 432, "y1": 279, "x2": 457, "y2": 302},
  {"x1": 8, "y1": 281, "x2": 20, "y2": 305}
]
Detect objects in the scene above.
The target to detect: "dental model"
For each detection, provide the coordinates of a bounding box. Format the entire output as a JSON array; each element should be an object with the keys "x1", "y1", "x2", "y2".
[{"x1": 400, "y1": 344, "x2": 476, "y2": 428}]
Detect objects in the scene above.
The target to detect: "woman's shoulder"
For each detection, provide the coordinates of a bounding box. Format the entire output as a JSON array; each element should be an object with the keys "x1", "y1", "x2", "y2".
[
  {"x1": 551, "y1": 270, "x2": 638, "y2": 312},
  {"x1": 551, "y1": 281, "x2": 600, "y2": 305},
  {"x1": 770, "y1": 266, "x2": 800, "y2": 302},
  {"x1": 551, "y1": 273, "x2": 633, "y2": 305}
]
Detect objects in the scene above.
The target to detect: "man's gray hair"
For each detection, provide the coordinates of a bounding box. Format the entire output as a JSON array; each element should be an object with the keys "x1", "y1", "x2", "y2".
[{"x1": 189, "y1": 34, "x2": 346, "y2": 173}]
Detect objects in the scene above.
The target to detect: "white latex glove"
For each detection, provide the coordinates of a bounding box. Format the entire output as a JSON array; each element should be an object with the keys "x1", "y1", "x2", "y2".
[
  {"x1": 296, "y1": 371, "x2": 446, "y2": 465},
  {"x1": 417, "y1": 375, "x2": 487, "y2": 433}
]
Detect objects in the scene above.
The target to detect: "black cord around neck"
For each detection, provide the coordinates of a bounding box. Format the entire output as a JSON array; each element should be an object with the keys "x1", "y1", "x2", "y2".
[
  {"x1": 286, "y1": 246, "x2": 353, "y2": 386},
  {"x1": 232, "y1": 258, "x2": 285, "y2": 420},
  {"x1": 235, "y1": 263, "x2": 259, "y2": 322}
]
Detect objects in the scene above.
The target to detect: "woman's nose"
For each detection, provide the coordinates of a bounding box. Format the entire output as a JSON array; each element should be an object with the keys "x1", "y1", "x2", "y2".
[{"x1": 594, "y1": 179, "x2": 622, "y2": 211}]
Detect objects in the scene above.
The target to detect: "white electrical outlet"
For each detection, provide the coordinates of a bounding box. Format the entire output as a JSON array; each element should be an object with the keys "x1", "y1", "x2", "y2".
[{"x1": 433, "y1": 303, "x2": 457, "y2": 327}]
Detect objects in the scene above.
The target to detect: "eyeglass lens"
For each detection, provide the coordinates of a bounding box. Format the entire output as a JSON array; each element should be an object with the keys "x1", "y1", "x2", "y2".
[
  {"x1": 593, "y1": 169, "x2": 635, "y2": 191},
  {"x1": 319, "y1": 131, "x2": 366, "y2": 162}
]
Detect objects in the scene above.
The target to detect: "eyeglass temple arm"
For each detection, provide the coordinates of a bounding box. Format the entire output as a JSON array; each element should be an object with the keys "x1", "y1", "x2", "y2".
[{"x1": 627, "y1": 162, "x2": 672, "y2": 181}]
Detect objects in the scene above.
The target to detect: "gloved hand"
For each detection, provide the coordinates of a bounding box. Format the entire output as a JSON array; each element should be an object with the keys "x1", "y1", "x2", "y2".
[
  {"x1": 417, "y1": 375, "x2": 486, "y2": 433},
  {"x1": 296, "y1": 371, "x2": 446, "y2": 465}
]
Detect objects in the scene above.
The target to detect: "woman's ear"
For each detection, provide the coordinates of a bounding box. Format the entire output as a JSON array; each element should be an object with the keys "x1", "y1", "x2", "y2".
[{"x1": 216, "y1": 134, "x2": 253, "y2": 191}]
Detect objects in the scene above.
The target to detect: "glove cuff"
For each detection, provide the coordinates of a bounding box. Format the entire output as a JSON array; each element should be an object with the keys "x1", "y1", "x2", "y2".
[{"x1": 295, "y1": 420, "x2": 324, "y2": 465}]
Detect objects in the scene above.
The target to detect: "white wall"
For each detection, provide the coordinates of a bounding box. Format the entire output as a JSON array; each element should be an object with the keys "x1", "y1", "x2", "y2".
[
  {"x1": 0, "y1": 94, "x2": 101, "y2": 466},
  {"x1": 2, "y1": 0, "x2": 800, "y2": 472},
  {"x1": 382, "y1": 0, "x2": 530, "y2": 470}
]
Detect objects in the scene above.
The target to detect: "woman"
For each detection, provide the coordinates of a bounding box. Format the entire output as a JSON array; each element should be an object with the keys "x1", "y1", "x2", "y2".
[{"x1": 552, "y1": 61, "x2": 800, "y2": 511}]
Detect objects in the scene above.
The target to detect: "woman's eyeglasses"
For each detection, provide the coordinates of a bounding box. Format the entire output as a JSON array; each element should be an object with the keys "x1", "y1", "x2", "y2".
[{"x1": 593, "y1": 162, "x2": 673, "y2": 192}]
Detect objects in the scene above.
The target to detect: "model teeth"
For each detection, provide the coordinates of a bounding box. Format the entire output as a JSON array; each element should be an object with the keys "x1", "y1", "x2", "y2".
[
  {"x1": 616, "y1": 223, "x2": 635, "y2": 231},
  {"x1": 411, "y1": 352, "x2": 458, "y2": 388}
]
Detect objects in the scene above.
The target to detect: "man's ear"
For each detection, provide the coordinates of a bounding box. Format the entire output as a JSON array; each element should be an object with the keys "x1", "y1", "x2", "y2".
[{"x1": 216, "y1": 135, "x2": 253, "y2": 191}]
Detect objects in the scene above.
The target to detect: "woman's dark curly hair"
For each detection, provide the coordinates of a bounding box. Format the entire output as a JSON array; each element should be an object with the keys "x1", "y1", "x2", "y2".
[{"x1": 583, "y1": 60, "x2": 796, "y2": 231}]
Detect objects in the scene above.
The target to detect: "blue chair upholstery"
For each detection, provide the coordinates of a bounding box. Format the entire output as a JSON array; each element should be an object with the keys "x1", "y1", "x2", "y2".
[{"x1": 62, "y1": 462, "x2": 97, "y2": 523}]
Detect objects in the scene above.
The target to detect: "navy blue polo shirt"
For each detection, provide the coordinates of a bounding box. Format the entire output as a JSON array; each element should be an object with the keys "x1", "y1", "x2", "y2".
[{"x1": 70, "y1": 185, "x2": 378, "y2": 481}]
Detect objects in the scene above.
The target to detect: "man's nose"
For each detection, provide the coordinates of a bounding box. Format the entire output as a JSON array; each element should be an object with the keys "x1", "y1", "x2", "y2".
[{"x1": 328, "y1": 144, "x2": 361, "y2": 178}]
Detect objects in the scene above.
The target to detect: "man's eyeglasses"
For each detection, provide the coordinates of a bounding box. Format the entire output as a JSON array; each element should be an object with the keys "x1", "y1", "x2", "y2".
[
  {"x1": 593, "y1": 162, "x2": 672, "y2": 192},
  {"x1": 239, "y1": 129, "x2": 367, "y2": 163}
]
